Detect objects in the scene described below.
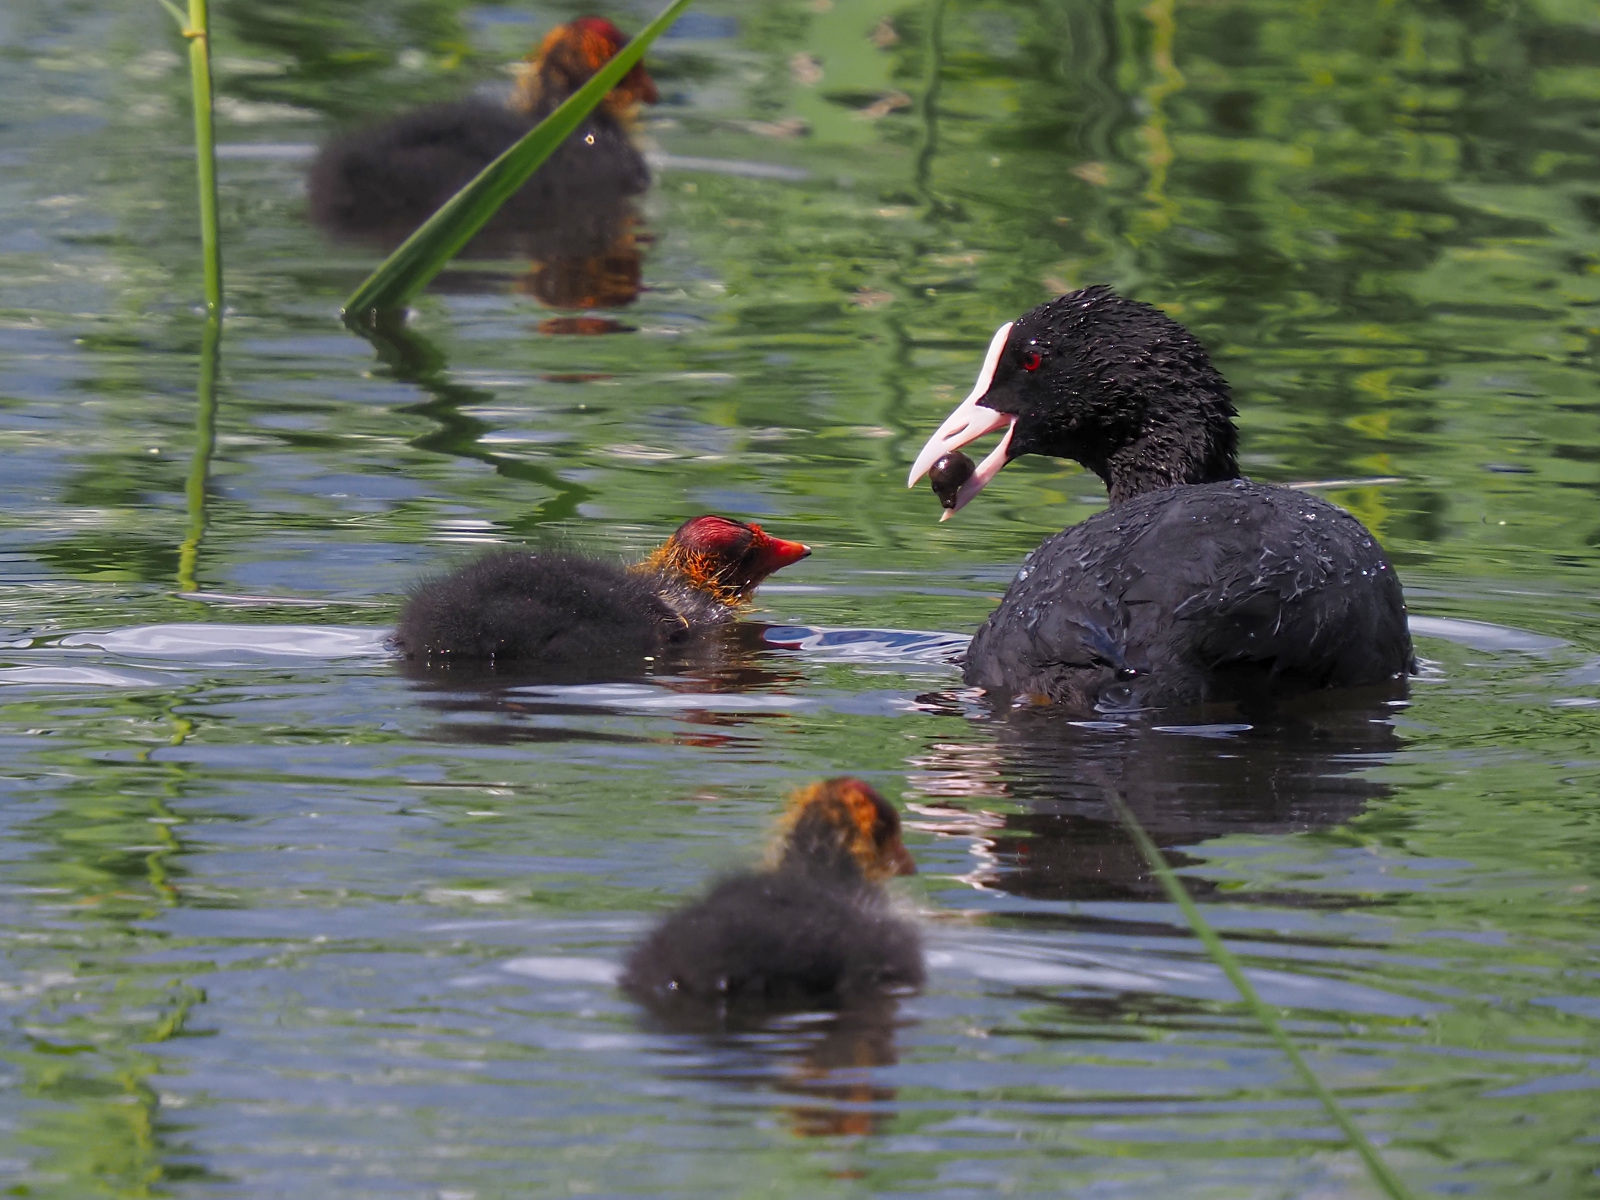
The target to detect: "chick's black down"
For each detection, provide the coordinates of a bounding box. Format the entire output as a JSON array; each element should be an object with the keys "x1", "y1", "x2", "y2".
[
  {"x1": 620, "y1": 871, "x2": 924, "y2": 1011},
  {"x1": 308, "y1": 100, "x2": 648, "y2": 247},
  {"x1": 395, "y1": 551, "x2": 676, "y2": 664}
]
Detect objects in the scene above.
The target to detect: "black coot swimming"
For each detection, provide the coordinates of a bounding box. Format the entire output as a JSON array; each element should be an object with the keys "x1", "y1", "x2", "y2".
[
  {"x1": 908, "y1": 285, "x2": 1413, "y2": 713},
  {"x1": 395, "y1": 515, "x2": 809, "y2": 670},
  {"x1": 621, "y1": 777, "x2": 923, "y2": 1022},
  {"x1": 308, "y1": 17, "x2": 656, "y2": 252}
]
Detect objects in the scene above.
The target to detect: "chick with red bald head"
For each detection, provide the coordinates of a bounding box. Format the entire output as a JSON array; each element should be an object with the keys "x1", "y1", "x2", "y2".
[{"x1": 395, "y1": 517, "x2": 810, "y2": 673}]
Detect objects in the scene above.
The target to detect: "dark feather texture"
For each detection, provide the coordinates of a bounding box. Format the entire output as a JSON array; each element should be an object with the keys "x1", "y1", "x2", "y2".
[
  {"x1": 620, "y1": 872, "x2": 923, "y2": 1015},
  {"x1": 984, "y1": 285, "x2": 1240, "y2": 504},
  {"x1": 394, "y1": 551, "x2": 682, "y2": 666},
  {"x1": 966, "y1": 479, "x2": 1411, "y2": 709}
]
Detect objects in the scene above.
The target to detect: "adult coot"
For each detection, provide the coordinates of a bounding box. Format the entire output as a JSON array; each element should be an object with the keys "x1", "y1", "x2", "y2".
[
  {"x1": 308, "y1": 16, "x2": 656, "y2": 250},
  {"x1": 621, "y1": 777, "x2": 922, "y2": 1022},
  {"x1": 395, "y1": 515, "x2": 809, "y2": 670},
  {"x1": 908, "y1": 286, "x2": 1413, "y2": 713}
]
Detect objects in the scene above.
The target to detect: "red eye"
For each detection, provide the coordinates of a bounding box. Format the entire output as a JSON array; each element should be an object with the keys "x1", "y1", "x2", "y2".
[{"x1": 1021, "y1": 351, "x2": 1042, "y2": 372}]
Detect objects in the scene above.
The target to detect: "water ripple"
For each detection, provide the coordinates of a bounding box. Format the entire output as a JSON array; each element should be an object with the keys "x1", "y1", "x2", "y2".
[{"x1": 55, "y1": 623, "x2": 391, "y2": 661}]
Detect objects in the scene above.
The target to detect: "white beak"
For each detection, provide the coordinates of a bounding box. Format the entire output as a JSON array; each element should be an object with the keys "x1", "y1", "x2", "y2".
[{"x1": 906, "y1": 321, "x2": 1018, "y2": 519}]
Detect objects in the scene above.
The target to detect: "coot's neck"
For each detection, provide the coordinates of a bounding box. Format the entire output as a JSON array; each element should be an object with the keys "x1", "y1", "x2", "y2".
[{"x1": 1089, "y1": 387, "x2": 1240, "y2": 506}]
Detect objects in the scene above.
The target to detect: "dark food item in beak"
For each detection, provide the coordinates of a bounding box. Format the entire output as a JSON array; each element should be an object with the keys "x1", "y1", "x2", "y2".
[{"x1": 929, "y1": 451, "x2": 976, "y2": 510}]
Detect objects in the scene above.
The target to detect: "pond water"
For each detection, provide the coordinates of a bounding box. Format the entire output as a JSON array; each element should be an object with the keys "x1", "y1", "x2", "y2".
[{"x1": 3, "y1": 0, "x2": 1599, "y2": 1196}]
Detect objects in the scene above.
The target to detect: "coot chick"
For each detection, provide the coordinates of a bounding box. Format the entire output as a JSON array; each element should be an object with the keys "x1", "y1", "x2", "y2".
[
  {"x1": 908, "y1": 286, "x2": 1413, "y2": 713},
  {"x1": 308, "y1": 17, "x2": 657, "y2": 248},
  {"x1": 621, "y1": 778, "x2": 923, "y2": 1022},
  {"x1": 395, "y1": 515, "x2": 809, "y2": 670}
]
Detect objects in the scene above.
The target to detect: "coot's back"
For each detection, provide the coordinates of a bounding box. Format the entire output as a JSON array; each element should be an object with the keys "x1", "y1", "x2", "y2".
[{"x1": 965, "y1": 479, "x2": 1412, "y2": 711}]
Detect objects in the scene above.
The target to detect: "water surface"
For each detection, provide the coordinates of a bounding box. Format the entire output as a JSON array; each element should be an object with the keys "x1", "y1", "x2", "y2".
[{"x1": 2, "y1": 0, "x2": 1599, "y2": 1196}]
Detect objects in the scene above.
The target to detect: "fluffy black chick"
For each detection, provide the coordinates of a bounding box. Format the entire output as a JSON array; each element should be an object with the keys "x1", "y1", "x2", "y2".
[
  {"x1": 307, "y1": 17, "x2": 655, "y2": 251},
  {"x1": 621, "y1": 778, "x2": 923, "y2": 1022},
  {"x1": 394, "y1": 515, "x2": 809, "y2": 672}
]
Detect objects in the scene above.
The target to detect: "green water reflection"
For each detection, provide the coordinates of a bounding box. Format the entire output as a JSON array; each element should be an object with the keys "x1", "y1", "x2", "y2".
[{"x1": 1, "y1": 0, "x2": 1598, "y2": 1196}]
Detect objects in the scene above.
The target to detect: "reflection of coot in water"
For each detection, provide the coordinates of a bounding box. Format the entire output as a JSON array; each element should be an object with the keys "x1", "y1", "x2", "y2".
[
  {"x1": 309, "y1": 17, "x2": 655, "y2": 309},
  {"x1": 917, "y1": 698, "x2": 1401, "y2": 902}
]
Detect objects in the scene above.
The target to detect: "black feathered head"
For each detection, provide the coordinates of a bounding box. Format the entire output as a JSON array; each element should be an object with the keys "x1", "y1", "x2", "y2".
[{"x1": 909, "y1": 286, "x2": 1240, "y2": 509}]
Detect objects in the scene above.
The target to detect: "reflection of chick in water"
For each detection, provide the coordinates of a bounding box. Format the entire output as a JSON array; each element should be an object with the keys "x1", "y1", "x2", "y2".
[
  {"x1": 309, "y1": 17, "x2": 655, "y2": 318},
  {"x1": 657, "y1": 1002, "x2": 906, "y2": 1141},
  {"x1": 779, "y1": 1003, "x2": 902, "y2": 1138},
  {"x1": 398, "y1": 622, "x2": 808, "y2": 748},
  {"x1": 912, "y1": 699, "x2": 1400, "y2": 902},
  {"x1": 623, "y1": 779, "x2": 922, "y2": 1023}
]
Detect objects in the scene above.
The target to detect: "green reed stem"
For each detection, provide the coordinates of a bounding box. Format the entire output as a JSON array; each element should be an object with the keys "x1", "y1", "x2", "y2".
[
  {"x1": 187, "y1": 0, "x2": 222, "y2": 315},
  {"x1": 342, "y1": 0, "x2": 694, "y2": 321},
  {"x1": 177, "y1": 315, "x2": 221, "y2": 593},
  {"x1": 159, "y1": 0, "x2": 223, "y2": 314},
  {"x1": 1103, "y1": 787, "x2": 1415, "y2": 1200}
]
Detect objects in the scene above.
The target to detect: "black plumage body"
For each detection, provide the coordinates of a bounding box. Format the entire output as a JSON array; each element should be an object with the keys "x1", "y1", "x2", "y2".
[
  {"x1": 394, "y1": 551, "x2": 726, "y2": 668},
  {"x1": 620, "y1": 871, "x2": 924, "y2": 1015},
  {"x1": 307, "y1": 99, "x2": 649, "y2": 251},
  {"x1": 965, "y1": 479, "x2": 1411, "y2": 711}
]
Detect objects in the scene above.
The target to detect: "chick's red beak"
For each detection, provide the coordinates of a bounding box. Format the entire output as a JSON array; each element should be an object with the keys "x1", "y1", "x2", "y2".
[{"x1": 749, "y1": 530, "x2": 811, "y2": 579}]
